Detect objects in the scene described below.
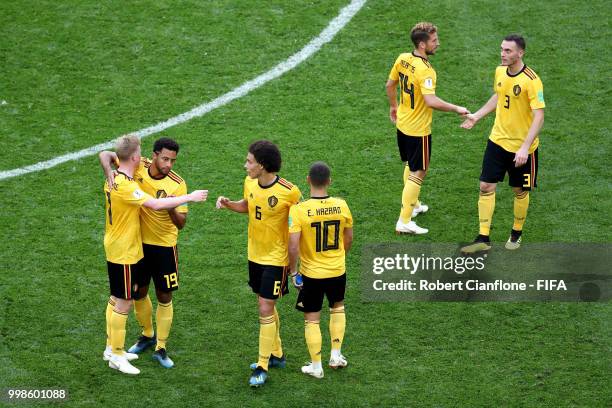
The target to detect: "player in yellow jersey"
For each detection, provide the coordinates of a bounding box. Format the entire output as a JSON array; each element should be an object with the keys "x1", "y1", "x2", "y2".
[
  {"x1": 386, "y1": 22, "x2": 469, "y2": 234},
  {"x1": 102, "y1": 135, "x2": 207, "y2": 375},
  {"x1": 288, "y1": 162, "x2": 353, "y2": 379},
  {"x1": 460, "y1": 34, "x2": 545, "y2": 253},
  {"x1": 99, "y1": 137, "x2": 192, "y2": 368},
  {"x1": 216, "y1": 140, "x2": 301, "y2": 388}
]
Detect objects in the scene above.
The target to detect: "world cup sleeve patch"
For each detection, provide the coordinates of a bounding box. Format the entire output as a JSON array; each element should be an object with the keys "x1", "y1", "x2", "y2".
[
  {"x1": 133, "y1": 189, "x2": 144, "y2": 199},
  {"x1": 424, "y1": 78, "x2": 434, "y2": 89},
  {"x1": 537, "y1": 90, "x2": 545, "y2": 103}
]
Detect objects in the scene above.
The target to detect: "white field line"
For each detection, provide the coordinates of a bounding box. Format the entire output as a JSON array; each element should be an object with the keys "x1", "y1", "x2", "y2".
[{"x1": 0, "y1": 0, "x2": 366, "y2": 181}]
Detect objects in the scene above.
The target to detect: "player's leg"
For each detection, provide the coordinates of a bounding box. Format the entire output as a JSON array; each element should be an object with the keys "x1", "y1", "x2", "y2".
[
  {"x1": 403, "y1": 163, "x2": 427, "y2": 217},
  {"x1": 270, "y1": 266, "x2": 287, "y2": 361},
  {"x1": 249, "y1": 263, "x2": 288, "y2": 387},
  {"x1": 106, "y1": 262, "x2": 140, "y2": 374},
  {"x1": 507, "y1": 149, "x2": 537, "y2": 249},
  {"x1": 462, "y1": 141, "x2": 508, "y2": 253},
  {"x1": 327, "y1": 274, "x2": 347, "y2": 368},
  {"x1": 396, "y1": 132, "x2": 429, "y2": 234},
  {"x1": 105, "y1": 296, "x2": 115, "y2": 349},
  {"x1": 296, "y1": 275, "x2": 325, "y2": 378},
  {"x1": 129, "y1": 244, "x2": 156, "y2": 354},
  {"x1": 148, "y1": 245, "x2": 179, "y2": 367}
]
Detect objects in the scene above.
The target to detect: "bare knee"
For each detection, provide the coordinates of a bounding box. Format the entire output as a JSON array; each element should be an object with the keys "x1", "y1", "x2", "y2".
[
  {"x1": 156, "y1": 289, "x2": 172, "y2": 304},
  {"x1": 304, "y1": 311, "x2": 321, "y2": 322},
  {"x1": 412, "y1": 169, "x2": 427, "y2": 180},
  {"x1": 331, "y1": 301, "x2": 344, "y2": 309},
  {"x1": 258, "y1": 297, "x2": 275, "y2": 317},
  {"x1": 479, "y1": 182, "x2": 496, "y2": 193},
  {"x1": 114, "y1": 298, "x2": 132, "y2": 314}
]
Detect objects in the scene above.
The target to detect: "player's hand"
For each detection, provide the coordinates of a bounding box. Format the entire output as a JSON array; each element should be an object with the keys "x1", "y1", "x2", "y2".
[
  {"x1": 216, "y1": 196, "x2": 230, "y2": 209},
  {"x1": 291, "y1": 272, "x2": 303, "y2": 290},
  {"x1": 513, "y1": 147, "x2": 529, "y2": 167},
  {"x1": 106, "y1": 170, "x2": 118, "y2": 189},
  {"x1": 189, "y1": 190, "x2": 208, "y2": 202},
  {"x1": 460, "y1": 114, "x2": 477, "y2": 129},
  {"x1": 389, "y1": 106, "x2": 397, "y2": 124},
  {"x1": 455, "y1": 106, "x2": 470, "y2": 116}
]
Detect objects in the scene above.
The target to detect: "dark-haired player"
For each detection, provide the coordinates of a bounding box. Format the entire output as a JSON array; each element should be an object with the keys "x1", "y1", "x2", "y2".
[
  {"x1": 100, "y1": 137, "x2": 193, "y2": 368},
  {"x1": 460, "y1": 34, "x2": 545, "y2": 253},
  {"x1": 216, "y1": 140, "x2": 301, "y2": 387},
  {"x1": 288, "y1": 162, "x2": 353, "y2": 379},
  {"x1": 101, "y1": 135, "x2": 207, "y2": 375}
]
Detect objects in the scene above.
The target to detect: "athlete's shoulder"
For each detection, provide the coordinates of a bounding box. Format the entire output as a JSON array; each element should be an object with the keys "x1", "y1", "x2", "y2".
[
  {"x1": 522, "y1": 65, "x2": 539, "y2": 80},
  {"x1": 277, "y1": 177, "x2": 295, "y2": 191},
  {"x1": 244, "y1": 176, "x2": 256, "y2": 186},
  {"x1": 167, "y1": 169, "x2": 185, "y2": 185},
  {"x1": 410, "y1": 52, "x2": 433, "y2": 70}
]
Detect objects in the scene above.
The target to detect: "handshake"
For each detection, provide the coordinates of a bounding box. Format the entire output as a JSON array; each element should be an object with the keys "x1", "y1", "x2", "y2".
[{"x1": 453, "y1": 106, "x2": 479, "y2": 130}]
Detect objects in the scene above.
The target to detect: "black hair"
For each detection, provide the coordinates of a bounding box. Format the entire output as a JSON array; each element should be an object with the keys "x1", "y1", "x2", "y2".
[
  {"x1": 308, "y1": 161, "x2": 331, "y2": 187},
  {"x1": 248, "y1": 140, "x2": 281, "y2": 173},
  {"x1": 153, "y1": 137, "x2": 180, "y2": 154},
  {"x1": 504, "y1": 34, "x2": 526, "y2": 50}
]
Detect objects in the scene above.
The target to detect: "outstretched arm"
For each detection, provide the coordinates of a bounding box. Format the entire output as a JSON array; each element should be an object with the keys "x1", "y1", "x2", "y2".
[
  {"x1": 144, "y1": 190, "x2": 208, "y2": 211},
  {"x1": 423, "y1": 94, "x2": 470, "y2": 115},
  {"x1": 215, "y1": 196, "x2": 248, "y2": 213},
  {"x1": 461, "y1": 94, "x2": 498, "y2": 129}
]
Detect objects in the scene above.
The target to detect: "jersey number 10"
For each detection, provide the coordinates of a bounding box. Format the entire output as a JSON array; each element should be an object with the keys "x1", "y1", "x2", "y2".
[{"x1": 310, "y1": 220, "x2": 340, "y2": 252}]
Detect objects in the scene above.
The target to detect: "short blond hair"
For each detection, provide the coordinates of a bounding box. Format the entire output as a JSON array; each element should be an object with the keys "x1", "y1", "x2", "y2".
[
  {"x1": 115, "y1": 134, "x2": 140, "y2": 161},
  {"x1": 411, "y1": 22, "x2": 437, "y2": 48}
]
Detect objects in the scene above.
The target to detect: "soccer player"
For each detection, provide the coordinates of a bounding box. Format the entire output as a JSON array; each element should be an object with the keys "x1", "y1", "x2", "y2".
[
  {"x1": 386, "y1": 22, "x2": 469, "y2": 234},
  {"x1": 102, "y1": 135, "x2": 207, "y2": 375},
  {"x1": 288, "y1": 162, "x2": 353, "y2": 379},
  {"x1": 460, "y1": 34, "x2": 545, "y2": 253},
  {"x1": 99, "y1": 137, "x2": 190, "y2": 368},
  {"x1": 215, "y1": 140, "x2": 301, "y2": 388}
]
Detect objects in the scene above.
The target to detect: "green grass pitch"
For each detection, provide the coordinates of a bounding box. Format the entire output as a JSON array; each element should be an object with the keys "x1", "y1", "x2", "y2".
[{"x1": 0, "y1": 1, "x2": 610, "y2": 406}]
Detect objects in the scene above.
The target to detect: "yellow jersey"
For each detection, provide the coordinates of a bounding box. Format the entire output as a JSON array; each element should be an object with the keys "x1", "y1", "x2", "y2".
[
  {"x1": 134, "y1": 158, "x2": 188, "y2": 247},
  {"x1": 490, "y1": 65, "x2": 545, "y2": 153},
  {"x1": 388, "y1": 52, "x2": 437, "y2": 136},
  {"x1": 288, "y1": 196, "x2": 353, "y2": 279},
  {"x1": 243, "y1": 176, "x2": 301, "y2": 266},
  {"x1": 104, "y1": 172, "x2": 152, "y2": 264}
]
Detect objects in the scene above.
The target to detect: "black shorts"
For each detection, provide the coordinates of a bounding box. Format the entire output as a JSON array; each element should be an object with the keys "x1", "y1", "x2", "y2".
[
  {"x1": 296, "y1": 274, "x2": 346, "y2": 313},
  {"x1": 480, "y1": 140, "x2": 538, "y2": 190},
  {"x1": 107, "y1": 259, "x2": 145, "y2": 300},
  {"x1": 397, "y1": 129, "x2": 431, "y2": 171},
  {"x1": 248, "y1": 261, "x2": 289, "y2": 300},
  {"x1": 140, "y1": 244, "x2": 179, "y2": 292}
]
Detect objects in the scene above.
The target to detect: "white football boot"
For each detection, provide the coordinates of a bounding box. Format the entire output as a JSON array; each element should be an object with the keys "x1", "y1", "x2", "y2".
[
  {"x1": 395, "y1": 219, "x2": 428, "y2": 235},
  {"x1": 108, "y1": 353, "x2": 140, "y2": 375},
  {"x1": 412, "y1": 203, "x2": 429, "y2": 218},
  {"x1": 301, "y1": 362, "x2": 324, "y2": 379},
  {"x1": 329, "y1": 354, "x2": 348, "y2": 369},
  {"x1": 103, "y1": 346, "x2": 138, "y2": 361}
]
